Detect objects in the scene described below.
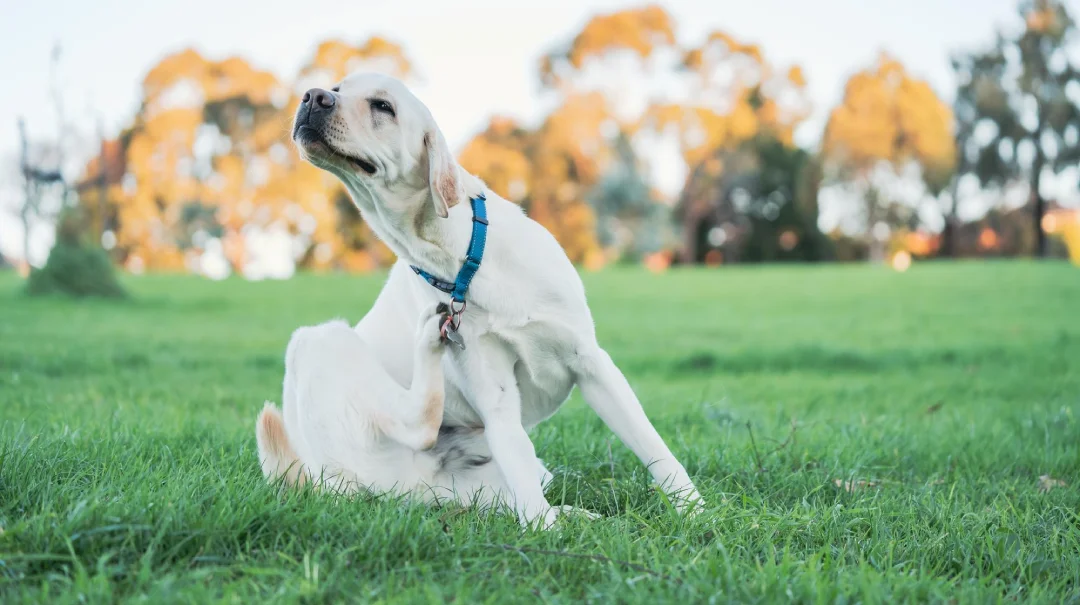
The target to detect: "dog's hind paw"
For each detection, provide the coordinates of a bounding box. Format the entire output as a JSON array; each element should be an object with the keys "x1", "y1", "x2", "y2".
[{"x1": 416, "y1": 303, "x2": 448, "y2": 351}]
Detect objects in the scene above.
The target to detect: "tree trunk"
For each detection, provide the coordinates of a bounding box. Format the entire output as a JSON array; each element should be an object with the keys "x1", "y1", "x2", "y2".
[
  {"x1": 20, "y1": 205, "x2": 31, "y2": 267},
  {"x1": 1031, "y1": 152, "x2": 1047, "y2": 258},
  {"x1": 680, "y1": 211, "x2": 699, "y2": 265},
  {"x1": 864, "y1": 182, "x2": 886, "y2": 263},
  {"x1": 943, "y1": 176, "x2": 961, "y2": 258},
  {"x1": 1034, "y1": 191, "x2": 1047, "y2": 258},
  {"x1": 17, "y1": 118, "x2": 33, "y2": 267},
  {"x1": 97, "y1": 121, "x2": 108, "y2": 243}
]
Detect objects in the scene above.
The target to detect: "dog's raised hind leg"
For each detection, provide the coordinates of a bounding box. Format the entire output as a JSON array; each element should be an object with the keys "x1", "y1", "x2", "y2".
[{"x1": 378, "y1": 305, "x2": 449, "y2": 452}]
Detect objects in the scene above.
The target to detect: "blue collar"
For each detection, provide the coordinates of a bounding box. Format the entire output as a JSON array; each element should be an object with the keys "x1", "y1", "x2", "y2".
[{"x1": 409, "y1": 193, "x2": 488, "y2": 304}]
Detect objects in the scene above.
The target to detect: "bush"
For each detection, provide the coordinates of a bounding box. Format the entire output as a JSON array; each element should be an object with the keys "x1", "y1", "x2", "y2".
[{"x1": 26, "y1": 209, "x2": 127, "y2": 299}]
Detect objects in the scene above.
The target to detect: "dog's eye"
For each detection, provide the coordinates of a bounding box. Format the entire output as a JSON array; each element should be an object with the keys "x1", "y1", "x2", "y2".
[
  {"x1": 369, "y1": 99, "x2": 395, "y2": 118},
  {"x1": 331, "y1": 85, "x2": 340, "y2": 93}
]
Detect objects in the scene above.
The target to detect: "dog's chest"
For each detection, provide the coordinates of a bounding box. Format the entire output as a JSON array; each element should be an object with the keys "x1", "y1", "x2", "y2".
[
  {"x1": 441, "y1": 319, "x2": 578, "y2": 429},
  {"x1": 516, "y1": 362, "x2": 575, "y2": 428},
  {"x1": 441, "y1": 371, "x2": 572, "y2": 429},
  {"x1": 441, "y1": 375, "x2": 574, "y2": 430}
]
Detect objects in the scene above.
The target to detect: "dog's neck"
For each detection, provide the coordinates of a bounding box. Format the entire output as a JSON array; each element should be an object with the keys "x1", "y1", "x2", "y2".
[{"x1": 341, "y1": 168, "x2": 485, "y2": 279}]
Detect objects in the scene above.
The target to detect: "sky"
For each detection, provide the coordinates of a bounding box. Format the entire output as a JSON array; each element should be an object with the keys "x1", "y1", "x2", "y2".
[{"x1": 0, "y1": 0, "x2": 1066, "y2": 265}]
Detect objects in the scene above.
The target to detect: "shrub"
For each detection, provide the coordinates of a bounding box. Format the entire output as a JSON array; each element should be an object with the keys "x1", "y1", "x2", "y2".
[{"x1": 26, "y1": 209, "x2": 127, "y2": 299}]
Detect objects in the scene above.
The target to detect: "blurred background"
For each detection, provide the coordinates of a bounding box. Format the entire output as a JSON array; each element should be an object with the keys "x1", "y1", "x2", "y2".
[{"x1": 2, "y1": 0, "x2": 1079, "y2": 287}]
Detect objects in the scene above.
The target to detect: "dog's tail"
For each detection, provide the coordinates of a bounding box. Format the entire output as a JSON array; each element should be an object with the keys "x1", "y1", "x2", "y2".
[{"x1": 255, "y1": 402, "x2": 307, "y2": 487}]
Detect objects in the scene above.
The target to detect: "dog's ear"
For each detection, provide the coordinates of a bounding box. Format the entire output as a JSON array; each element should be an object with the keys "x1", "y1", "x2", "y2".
[{"x1": 424, "y1": 128, "x2": 461, "y2": 219}]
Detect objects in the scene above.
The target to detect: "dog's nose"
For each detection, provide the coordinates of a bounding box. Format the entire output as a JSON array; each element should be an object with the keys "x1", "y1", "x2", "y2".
[{"x1": 302, "y1": 88, "x2": 336, "y2": 110}]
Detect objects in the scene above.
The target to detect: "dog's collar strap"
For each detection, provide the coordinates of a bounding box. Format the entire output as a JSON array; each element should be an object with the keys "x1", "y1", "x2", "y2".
[{"x1": 409, "y1": 193, "x2": 488, "y2": 304}]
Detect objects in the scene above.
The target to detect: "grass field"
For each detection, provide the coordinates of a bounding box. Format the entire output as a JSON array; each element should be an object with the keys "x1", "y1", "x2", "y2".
[{"x1": 0, "y1": 260, "x2": 1078, "y2": 603}]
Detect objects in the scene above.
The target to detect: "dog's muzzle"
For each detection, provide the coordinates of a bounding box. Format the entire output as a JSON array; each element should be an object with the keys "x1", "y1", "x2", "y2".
[
  {"x1": 292, "y1": 87, "x2": 336, "y2": 143},
  {"x1": 291, "y1": 88, "x2": 379, "y2": 176}
]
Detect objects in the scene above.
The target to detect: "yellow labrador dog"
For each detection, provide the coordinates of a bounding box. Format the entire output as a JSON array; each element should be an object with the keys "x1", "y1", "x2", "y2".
[{"x1": 256, "y1": 72, "x2": 703, "y2": 528}]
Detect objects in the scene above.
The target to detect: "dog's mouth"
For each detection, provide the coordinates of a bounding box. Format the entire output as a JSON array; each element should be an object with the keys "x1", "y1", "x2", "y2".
[{"x1": 294, "y1": 126, "x2": 378, "y2": 176}]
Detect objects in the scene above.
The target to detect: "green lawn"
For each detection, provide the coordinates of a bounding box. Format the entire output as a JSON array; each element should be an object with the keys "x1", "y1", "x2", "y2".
[{"x1": 1, "y1": 260, "x2": 1077, "y2": 603}]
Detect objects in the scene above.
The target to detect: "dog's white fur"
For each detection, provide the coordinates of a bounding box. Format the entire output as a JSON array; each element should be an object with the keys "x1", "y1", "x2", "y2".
[
  {"x1": 257, "y1": 72, "x2": 703, "y2": 528},
  {"x1": 257, "y1": 307, "x2": 510, "y2": 507},
  {"x1": 257, "y1": 306, "x2": 597, "y2": 520}
]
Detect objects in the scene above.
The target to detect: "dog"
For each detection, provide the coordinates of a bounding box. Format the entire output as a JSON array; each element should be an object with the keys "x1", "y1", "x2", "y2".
[
  {"x1": 257, "y1": 305, "x2": 594, "y2": 518},
  {"x1": 269, "y1": 72, "x2": 703, "y2": 528}
]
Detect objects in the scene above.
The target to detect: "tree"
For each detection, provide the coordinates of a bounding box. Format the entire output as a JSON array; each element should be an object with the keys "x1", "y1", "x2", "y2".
[
  {"x1": 540, "y1": 5, "x2": 810, "y2": 174},
  {"x1": 675, "y1": 134, "x2": 830, "y2": 264},
  {"x1": 950, "y1": 0, "x2": 1080, "y2": 257},
  {"x1": 73, "y1": 128, "x2": 128, "y2": 256},
  {"x1": 637, "y1": 31, "x2": 811, "y2": 169},
  {"x1": 79, "y1": 36, "x2": 417, "y2": 274},
  {"x1": 297, "y1": 37, "x2": 414, "y2": 86},
  {"x1": 16, "y1": 43, "x2": 127, "y2": 296},
  {"x1": 17, "y1": 118, "x2": 64, "y2": 266},
  {"x1": 14, "y1": 44, "x2": 80, "y2": 268},
  {"x1": 822, "y1": 53, "x2": 956, "y2": 261},
  {"x1": 463, "y1": 4, "x2": 812, "y2": 267},
  {"x1": 457, "y1": 98, "x2": 610, "y2": 265},
  {"x1": 457, "y1": 117, "x2": 533, "y2": 207},
  {"x1": 586, "y1": 131, "x2": 670, "y2": 262},
  {"x1": 539, "y1": 4, "x2": 676, "y2": 100},
  {"x1": 108, "y1": 48, "x2": 285, "y2": 270},
  {"x1": 943, "y1": 50, "x2": 993, "y2": 256}
]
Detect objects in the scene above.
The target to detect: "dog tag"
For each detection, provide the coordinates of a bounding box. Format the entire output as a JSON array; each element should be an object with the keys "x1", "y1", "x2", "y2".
[
  {"x1": 443, "y1": 324, "x2": 466, "y2": 350},
  {"x1": 435, "y1": 302, "x2": 466, "y2": 350}
]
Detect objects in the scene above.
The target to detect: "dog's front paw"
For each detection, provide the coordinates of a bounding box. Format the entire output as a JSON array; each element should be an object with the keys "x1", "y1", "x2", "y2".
[
  {"x1": 673, "y1": 489, "x2": 706, "y2": 517},
  {"x1": 524, "y1": 505, "x2": 561, "y2": 529},
  {"x1": 518, "y1": 505, "x2": 561, "y2": 531},
  {"x1": 519, "y1": 504, "x2": 599, "y2": 531}
]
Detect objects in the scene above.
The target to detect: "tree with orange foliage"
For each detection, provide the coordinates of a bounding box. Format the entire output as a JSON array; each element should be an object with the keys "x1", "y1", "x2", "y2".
[
  {"x1": 103, "y1": 48, "x2": 287, "y2": 271},
  {"x1": 297, "y1": 37, "x2": 414, "y2": 86},
  {"x1": 639, "y1": 32, "x2": 811, "y2": 169},
  {"x1": 457, "y1": 116, "x2": 533, "y2": 206},
  {"x1": 457, "y1": 98, "x2": 609, "y2": 265},
  {"x1": 460, "y1": 5, "x2": 813, "y2": 266},
  {"x1": 540, "y1": 4, "x2": 810, "y2": 165},
  {"x1": 822, "y1": 53, "x2": 956, "y2": 261},
  {"x1": 539, "y1": 4, "x2": 676, "y2": 92},
  {"x1": 78, "y1": 36, "x2": 416, "y2": 274}
]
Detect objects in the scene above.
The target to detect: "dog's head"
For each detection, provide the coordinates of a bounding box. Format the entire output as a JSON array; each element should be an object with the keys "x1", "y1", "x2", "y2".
[{"x1": 291, "y1": 72, "x2": 464, "y2": 218}]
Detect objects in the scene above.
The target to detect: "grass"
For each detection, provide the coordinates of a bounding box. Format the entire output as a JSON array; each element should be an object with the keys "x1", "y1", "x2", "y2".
[{"x1": 0, "y1": 260, "x2": 1078, "y2": 603}]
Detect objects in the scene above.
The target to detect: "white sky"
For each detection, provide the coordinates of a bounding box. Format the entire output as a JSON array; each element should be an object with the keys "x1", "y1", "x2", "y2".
[{"x1": 0, "y1": 0, "x2": 1070, "y2": 264}]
